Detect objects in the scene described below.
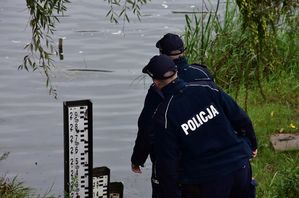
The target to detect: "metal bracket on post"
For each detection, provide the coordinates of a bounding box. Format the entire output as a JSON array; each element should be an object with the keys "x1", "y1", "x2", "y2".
[{"x1": 64, "y1": 100, "x2": 93, "y2": 197}]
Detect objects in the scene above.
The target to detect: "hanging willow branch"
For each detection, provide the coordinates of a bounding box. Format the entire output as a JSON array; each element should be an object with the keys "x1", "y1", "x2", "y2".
[
  {"x1": 20, "y1": 0, "x2": 70, "y2": 98},
  {"x1": 105, "y1": 0, "x2": 151, "y2": 23}
]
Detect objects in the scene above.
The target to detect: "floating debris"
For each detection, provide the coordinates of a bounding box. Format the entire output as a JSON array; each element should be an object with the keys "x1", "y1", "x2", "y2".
[
  {"x1": 11, "y1": 40, "x2": 21, "y2": 44},
  {"x1": 58, "y1": 38, "x2": 64, "y2": 60},
  {"x1": 161, "y1": 3, "x2": 168, "y2": 8},
  {"x1": 112, "y1": 30, "x2": 122, "y2": 35},
  {"x1": 53, "y1": 14, "x2": 70, "y2": 17},
  {"x1": 67, "y1": 68, "x2": 113, "y2": 73},
  {"x1": 172, "y1": 11, "x2": 214, "y2": 14},
  {"x1": 75, "y1": 30, "x2": 99, "y2": 33},
  {"x1": 141, "y1": 14, "x2": 152, "y2": 17}
]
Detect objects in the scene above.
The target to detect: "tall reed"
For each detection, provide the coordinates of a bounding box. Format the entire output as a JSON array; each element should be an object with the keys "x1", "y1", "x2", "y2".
[{"x1": 183, "y1": 0, "x2": 299, "y2": 109}]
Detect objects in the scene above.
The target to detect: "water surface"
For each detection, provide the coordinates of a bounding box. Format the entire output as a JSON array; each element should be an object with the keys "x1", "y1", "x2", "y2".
[{"x1": 0, "y1": 0, "x2": 223, "y2": 197}]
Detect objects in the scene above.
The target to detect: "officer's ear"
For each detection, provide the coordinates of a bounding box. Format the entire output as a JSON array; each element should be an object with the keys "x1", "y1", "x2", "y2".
[
  {"x1": 153, "y1": 72, "x2": 178, "y2": 90},
  {"x1": 153, "y1": 79, "x2": 162, "y2": 89},
  {"x1": 159, "y1": 49, "x2": 163, "y2": 55},
  {"x1": 169, "y1": 51, "x2": 183, "y2": 60}
]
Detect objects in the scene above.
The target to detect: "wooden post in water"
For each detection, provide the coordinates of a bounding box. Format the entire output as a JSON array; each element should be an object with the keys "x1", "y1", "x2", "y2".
[
  {"x1": 59, "y1": 38, "x2": 64, "y2": 60},
  {"x1": 63, "y1": 100, "x2": 93, "y2": 197}
]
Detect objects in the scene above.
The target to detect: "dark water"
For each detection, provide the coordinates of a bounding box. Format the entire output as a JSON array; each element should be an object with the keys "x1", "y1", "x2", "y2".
[{"x1": 0, "y1": 0, "x2": 224, "y2": 197}]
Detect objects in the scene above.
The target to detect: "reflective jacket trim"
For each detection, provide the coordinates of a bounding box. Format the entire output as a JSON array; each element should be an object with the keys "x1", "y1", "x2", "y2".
[
  {"x1": 165, "y1": 95, "x2": 174, "y2": 129},
  {"x1": 186, "y1": 84, "x2": 219, "y2": 92},
  {"x1": 189, "y1": 65, "x2": 211, "y2": 79},
  {"x1": 194, "y1": 77, "x2": 211, "y2": 81}
]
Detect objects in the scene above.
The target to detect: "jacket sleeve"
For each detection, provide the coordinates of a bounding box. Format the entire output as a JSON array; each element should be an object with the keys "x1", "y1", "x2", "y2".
[
  {"x1": 219, "y1": 90, "x2": 258, "y2": 150},
  {"x1": 131, "y1": 85, "x2": 164, "y2": 165}
]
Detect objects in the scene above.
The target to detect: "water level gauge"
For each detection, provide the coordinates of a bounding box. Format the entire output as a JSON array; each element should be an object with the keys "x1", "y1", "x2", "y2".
[{"x1": 64, "y1": 100, "x2": 93, "y2": 197}]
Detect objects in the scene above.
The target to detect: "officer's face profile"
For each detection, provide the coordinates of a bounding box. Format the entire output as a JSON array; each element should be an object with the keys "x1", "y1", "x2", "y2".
[
  {"x1": 153, "y1": 72, "x2": 178, "y2": 90},
  {"x1": 153, "y1": 79, "x2": 162, "y2": 89},
  {"x1": 169, "y1": 51, "x2": 184, "y2": 60},
  {"x1": 159, "y1": 49, "x2": 184, "y2": 60}
]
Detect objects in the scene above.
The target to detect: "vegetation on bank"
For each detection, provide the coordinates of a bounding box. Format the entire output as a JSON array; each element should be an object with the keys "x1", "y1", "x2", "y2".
[
  {"x1": 236, "y1": 85, "x2": 299, "y2": 198},
  {"x1": 1, "y1": 0, "x2": 298, "y2": 197},
  {"x1": 184, "y1": 0, "x2": 299, "y2": 197},
  {"x1": 0, "y1": 176, "x2": 56, "y2": 198},
  {"x1": 0, "y1": 177, "x2": 31, "y2": 198},
  {"x1": 0, "y1": 168, "x2": 55, "y2": 198},
  {"x1": 184, "y1": 0, "x2": 298, "y2": 107}
]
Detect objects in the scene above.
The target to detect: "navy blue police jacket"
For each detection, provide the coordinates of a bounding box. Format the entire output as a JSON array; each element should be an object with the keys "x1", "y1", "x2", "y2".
[
  {"x1": 153, "y1": 78, "x2": 257, "y2": 195},
  {"x1": 131, "y1": 57, "x2": 214, "y2": 166}
]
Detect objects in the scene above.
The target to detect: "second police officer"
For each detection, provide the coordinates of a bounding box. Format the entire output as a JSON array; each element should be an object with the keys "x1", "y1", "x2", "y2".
[{"x1": 131, "y1": 33, "x2": 214, "y2": 197}]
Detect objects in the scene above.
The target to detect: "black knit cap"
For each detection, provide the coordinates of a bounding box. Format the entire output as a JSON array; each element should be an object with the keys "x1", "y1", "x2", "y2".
[
  {"x1": 142, "y1": 54, "x2": 177, "y2": 80},
  {"x1": 156, "y1": 33, "x2": 185, "y2": 55}
]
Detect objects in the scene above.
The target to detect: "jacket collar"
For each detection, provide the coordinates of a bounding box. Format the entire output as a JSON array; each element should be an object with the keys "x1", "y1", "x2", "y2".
[
  {"x1": 161, "y1": 78, "x2": 187, "y2": 96},
  {"x1": 175, "y1": 57, "x2": 189, "y2": 72}
]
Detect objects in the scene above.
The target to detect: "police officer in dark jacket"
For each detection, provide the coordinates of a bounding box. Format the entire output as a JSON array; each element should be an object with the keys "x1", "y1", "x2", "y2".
[
  {"x1": 142, "y1": 55, "x2": 258, "y2": 198},
  {"x1": 131, "y1": 33, "x2": 214, "y2": 197}
]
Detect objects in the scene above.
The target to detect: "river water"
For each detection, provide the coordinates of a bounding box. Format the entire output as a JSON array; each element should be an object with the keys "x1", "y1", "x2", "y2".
[{"x1": 0, "y1": 0, "x2": 224, "y2": 197}]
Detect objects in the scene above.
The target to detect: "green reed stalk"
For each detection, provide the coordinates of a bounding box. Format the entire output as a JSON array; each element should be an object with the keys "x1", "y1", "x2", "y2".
[{"x1": 184, "y1": 0, "x2": 299, "y2": 109}]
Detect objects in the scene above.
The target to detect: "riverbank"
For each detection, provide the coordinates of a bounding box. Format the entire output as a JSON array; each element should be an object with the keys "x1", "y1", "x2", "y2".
[{"x1": 237, "y1": 74, "x2": 299, "y2": 198}]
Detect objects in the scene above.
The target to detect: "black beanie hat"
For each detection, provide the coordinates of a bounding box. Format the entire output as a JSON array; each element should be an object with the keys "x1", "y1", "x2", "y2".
[
  {"x1": 156, "y1": 33, "x2": 185, "y2": 55},
  {"x1": 142, "y1": 54, "x2": 177, "y2": 80}
]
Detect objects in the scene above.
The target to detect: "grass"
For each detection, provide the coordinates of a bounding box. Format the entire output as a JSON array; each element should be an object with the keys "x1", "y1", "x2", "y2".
[
  {"x1": 249, "y1": 102, "x2": 299, "y2": 198},
  {"x1": 239, "y1": 76, "x2": 299, "y2": 198},
  {"x1": 0, "y1": 175, "x2": 56, "y2": 198},
  {"x1": 0, "y1": 176, "x2": 31, "y2": 198}
]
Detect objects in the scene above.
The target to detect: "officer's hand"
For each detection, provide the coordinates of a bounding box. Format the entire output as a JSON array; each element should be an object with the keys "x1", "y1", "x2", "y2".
[
  {"x1": 131, "y1": 164, "x2": 142, "y2": 174},
  {"x1": 252, "y1": 149, "x2": 258, "y2": 158}
]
